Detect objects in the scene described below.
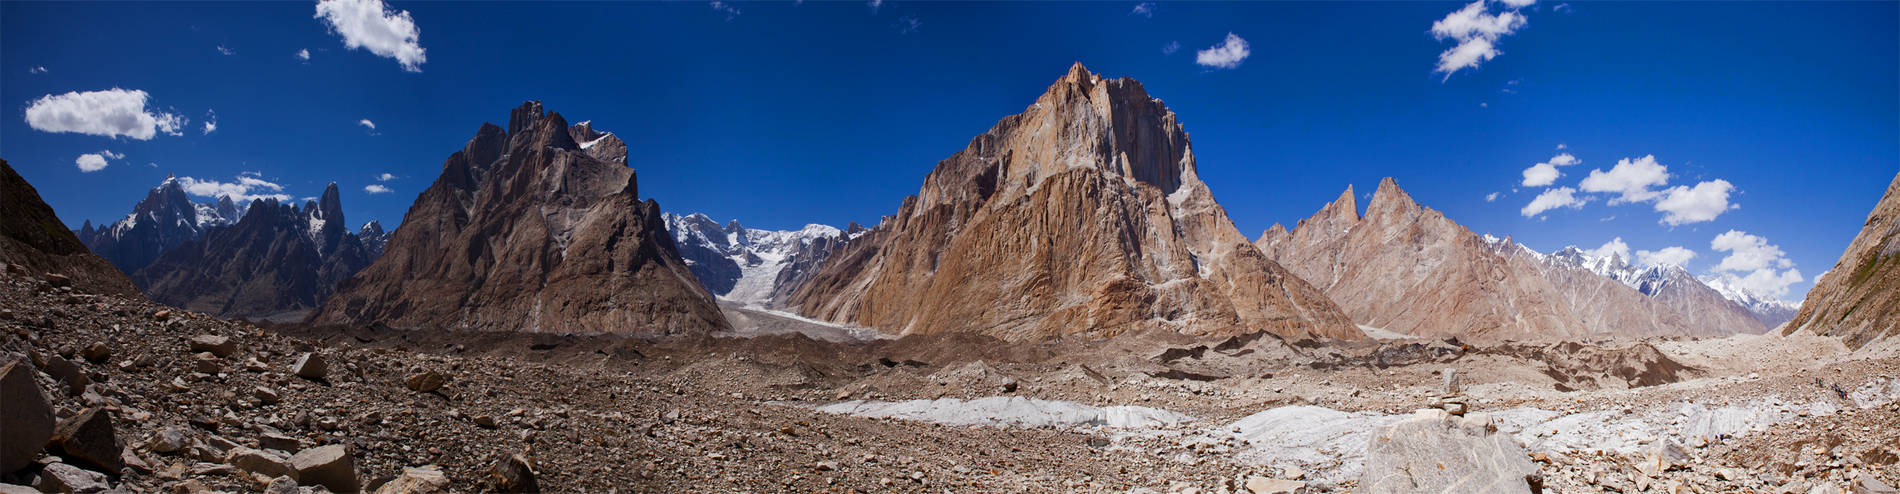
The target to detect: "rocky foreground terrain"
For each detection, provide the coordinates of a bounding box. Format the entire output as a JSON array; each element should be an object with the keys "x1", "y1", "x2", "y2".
[{"x1": 4, "y1": 263, "x2": 1897, "y2": 493}]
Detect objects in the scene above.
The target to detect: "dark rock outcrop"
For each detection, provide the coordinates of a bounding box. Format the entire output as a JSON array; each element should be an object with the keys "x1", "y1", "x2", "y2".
[
  {"x1": 132, "y1": 183, "x2": 376, "y2": 321},
  {"x1": 314, "y1": 102, "x2": 726, "y2": 336},
  {"x1": 0, "y1": 160, "x2": 139, "y2": 296},
  {"x1": 76, "y1": 176, "x2": 241, "y2": 275}
]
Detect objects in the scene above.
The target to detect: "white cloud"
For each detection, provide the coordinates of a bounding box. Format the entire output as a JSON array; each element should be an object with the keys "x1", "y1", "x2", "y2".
[
  {"x1": 1520, "y1": 186, "x2": 1589, "y2": 217},
  {"x1": 709, "y1": 1, "x2": 740, "y2": 20},
  {"x1": 216, "y1": 45, "x2": 236, "y2": 56},
  {"x1": 314, "y1": 0, "x2": 427, "y2": 72},
  {"x1": 201, "y1": 110, "x2": 218, "y2": 134},
  {"x1": 1636, "y1": 246, "x2": 1696, "y2": 268},
  {"x1": 28, "y1": 66, "x2": 47, "y2": 74},
  {"x1": 1582, "y1": 237, "x2": 1630, "y2": 261},
  {"x1": 73, "y1": 150, "x2": 124, "y2": 173},
  {"x1": 358, "y1": 119, "x2": 376, "y2": 130},
  {"x1": 176, "y1": 175, "x2": 292, "y2": 203},
  {"x1": 23, "y1": 89, "x2": 185, "y2": 140},
  {"x1": 1162, "y1": 41, "x2": 1180, "y2": 55},
  {"x1": 376, "y1": 173, "x2": 397, "y2": 181},
  {"x1": 1131, "y1": 2, "x2": 1154, "y2": 17},
  {"x1": 363, "y1": 184, "x2": 393, "y2": 194},
  {"x1": 1195, "y1": 33, "x2": 1250, "y2": 70},
  {"x1": 1707, "y1": 230, "x2": 1802, "y2": 298},
  {"x1": 1429, "y1": 1, "x2": 1527, "y2": 79},
  {"x1": 1519, "y1": 152, "x2": 1579, "y2": 187},
  {"x1": 1484, "y1": 192, "x2": 1500, "y2": 202},
  {"x1": 1496, "y1": 0, "x2": 1536, "y2": 8},
  {"x1": 296, "y1": 49, "x2": 311, "y2": 61},
  {"x1": 1578, "y1": 155, "x2": 1670, "y2": 204},
  {"x1": 867, "y1": 0, "x2": 882, "y2": 12},
  {"x1": 1654, "y1": 179, "x2": 1736, "y2": 226}
]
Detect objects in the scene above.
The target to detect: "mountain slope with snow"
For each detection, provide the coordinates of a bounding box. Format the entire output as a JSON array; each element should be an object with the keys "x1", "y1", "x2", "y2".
[
  {"x1": 664, "y1": 212, "x2": 845, "y2": 306},
  {"x1": 1697, "y1": 277, "x2": 1801, "y2": 329},
  {"x1": 78, "y1": 176, "x2": 246, "y2": 274}
]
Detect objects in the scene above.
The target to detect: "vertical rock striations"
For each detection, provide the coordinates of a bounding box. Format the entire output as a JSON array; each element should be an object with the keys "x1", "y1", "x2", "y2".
[
  {"x1": 781, "y1": 63, "x2": 1359, "y2": 341},
  {"x1": 1785, "y1": 172, "x2": 1900, "y2": 348},
  {"x1": 313, "y1": 102, "x2": 726, "y2": 336}
]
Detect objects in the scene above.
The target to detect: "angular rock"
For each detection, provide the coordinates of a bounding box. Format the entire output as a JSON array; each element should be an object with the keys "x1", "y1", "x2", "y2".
[
  {"x1": 31, "y1": 463, "x2": 108, "y2": 494},
  {"x1": 48, "y1": 408, "x2": 122, "y2": 474},
  {"x1": 41, "y1": 355, "x2": 88, "y2": 396},
  {"x1": 253, "y1": 386, "x2": 282, "y2": 405},
  {"x1": 226, "y1": 447, "x2": 294, "y2": 478},
  {"x1": 404, "y1": 371, "x2": 446, "y2": 392},
  {"x1": 44, "y1": 273, "x2": 71, "y2": 288},
  {"x1": 1854, "y1": 474, "x2": 1899, "y2": 494},
  {"x1": 487, "y1": 454, "x2": 537, "y2": 493},
  {"x1": 257, "y1": 434, "x2": 301, "y2": 453},
  {"x1": 290, "y1": 353, "x2": 326, "y2": 380},
  {"x1": 146, "y1": 429, "x2": 189, "y2": 454},
  {"x1": 79, "y1": 344, "x2": 109, "y2": 365},
  {"x1": 187, "y1": 336, "x2": 235, "y2": 358},
  {"x1": 1361, "y1": 409, "x2": 1541, "y2": 493},
  {"x1": 0, "y1": 360, "x2": 54, "y2": 474},
  {"x1": 288, "y1": 445, "x2": 357, "y2": 493},
  {"x1": 374, "y1": 466, "x2": 450, "y2": 494},
  {"x1": 1246, "y1": 476, "x2": 1306, "y2": 494}
]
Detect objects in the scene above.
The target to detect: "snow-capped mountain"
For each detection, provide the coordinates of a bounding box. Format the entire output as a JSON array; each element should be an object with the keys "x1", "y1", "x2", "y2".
[
  {"x1": 663, "y1": 212, "x2": 846, "y2": 306},
  {"x1": 78, "y1": 175, "x2": 247, "y2": 274},
  {"x1": 1491, "y1": 237, "x2": 1773, "y2": 334},
  {"x1": 357, "y1": 220, "x2": 390, "y2": 258},
  {"x1": 1700, "y1": 276, "x2": 1802, "y2": 329}
]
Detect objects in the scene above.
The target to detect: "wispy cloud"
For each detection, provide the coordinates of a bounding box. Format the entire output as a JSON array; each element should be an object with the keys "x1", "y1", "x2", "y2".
[
  {"x1": 1161, "y1": 41, "x2": 1180, "y2": 55},
  {"x1": 709, "y1": 1, "x2": 740, "y2": 20},
  {"x1": 364, "y1": 184, "x2": 393, "y2": 194},
  {"x1": 1429, "y1": 1, "x2": 1529, "y2": 79},
  {"x1": 216, "y1": 44, "x2": 236, "y2": 56},
  {"x1": 894, "y1": 15, "x2": 921, "y2": 35},
  {"x1": 1131, "y1": 2, "x2": 1155, "y2": 18}
]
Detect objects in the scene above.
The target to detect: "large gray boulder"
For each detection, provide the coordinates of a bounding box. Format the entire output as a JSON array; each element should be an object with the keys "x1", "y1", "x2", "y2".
[
  {"x1": 0, "y1": 360, "x2": 53, "y2": 474},
  {"x1": 1360, "y1": 409, "x2": 1542, "y2": 494}
]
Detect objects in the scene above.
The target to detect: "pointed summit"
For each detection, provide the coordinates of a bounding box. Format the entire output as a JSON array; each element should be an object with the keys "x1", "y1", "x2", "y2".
[{"x1": 1366, "y1": 177, "x2": 1422, "y2": 221}]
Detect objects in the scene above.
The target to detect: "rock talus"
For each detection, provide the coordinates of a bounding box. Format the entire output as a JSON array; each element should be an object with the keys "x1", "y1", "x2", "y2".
[{"x1": 782, "y1": 63, "x2": 1358, "y2": 341}]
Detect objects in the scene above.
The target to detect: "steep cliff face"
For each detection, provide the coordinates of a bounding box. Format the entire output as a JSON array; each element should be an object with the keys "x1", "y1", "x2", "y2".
[
  {"x1": 0, "y1": 160, "x2": 140, "y2": 296},
  {"x1": 1258, "y1": 178, "x2": 1763, "y2": 342},
  {"x1": 1786, "y1": 172, "x2": 1900, "y2": 348},
  {"x1": 314, "y1": 102, "x2": 726, "y2": 336},
  {"x1": 132, "y1": 183, "x2": 376, "y2": 320},
  {"x1": 781, "y1": 63, "x2": 1359, "y2": 342}
]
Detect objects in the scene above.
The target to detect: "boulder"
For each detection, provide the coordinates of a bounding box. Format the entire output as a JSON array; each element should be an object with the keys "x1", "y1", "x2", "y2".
[
  {"x1": 48, "y1": 408, "x2": 122, "y2": 474},
  {"x1": 288, "y1": 445, "x2": 358, "y2": 492},
  {"x1": 291, "y1": 353, "x2": 326, "y2": 380},
  {"x1": 188, "y1": 335, "x2": 235, "y2": 358},
  {"x1": 31, "y1": 463, "x2": 108, "y2": 494},
  {"x1": 226, "y1": 447, "x2": 294, "y2": 478},
  {"x1": 146, "y1": 428, "x2": 189, "y2": 454},
  {"x1": 1245, "y1": 476, "x2": 1307, "y2": 494},
  {"x1": 375, "y1": 466, "x2": 450, "y2": 494},
  {"x1": 404, "y1": 371, "x2": 447, "y2": 393},
  {"x1": 0, "y1": 360, "x2": 54, "y2": 474},
  {"x1": 79, "y1": 344, "x2": 109, "y2": 365},
  {"x1": 1854, "y1": 474, "x2": 1899, "y2": 494},
  {"x1": 1360, "y1": 409, "x2": 1541, "y2": 494},
  {"x1": 41, "y1": 356, "x2": 88, "y2": 396},
  {"x1": 487, "y1": 454, "x2": 537, "y2": 493},
  {"x1": 44, "y1": 273, "x2": 71, "y2": 288}
]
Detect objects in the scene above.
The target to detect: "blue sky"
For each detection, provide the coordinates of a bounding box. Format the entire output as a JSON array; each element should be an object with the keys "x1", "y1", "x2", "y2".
[{"x1": 2, "y1": 1, "x2": 1894, "y2": 302}]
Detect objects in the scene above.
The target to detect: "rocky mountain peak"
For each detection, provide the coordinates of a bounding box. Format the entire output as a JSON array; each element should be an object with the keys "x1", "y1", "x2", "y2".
[
  {"x1": 982, "y1": 63, "x2": 1191, "y2": 198},
  {"x1": 1366, "y1": 177, "x2": 1424, "y2": 223},
  {"x1": 506, "y1": 101, "x2": 578, "y2": 151}
]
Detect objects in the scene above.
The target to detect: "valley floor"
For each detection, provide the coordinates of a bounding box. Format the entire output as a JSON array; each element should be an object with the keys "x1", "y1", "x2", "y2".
[{"x1": 3, "y1": 270, "x2": 1897, "y2": 493}]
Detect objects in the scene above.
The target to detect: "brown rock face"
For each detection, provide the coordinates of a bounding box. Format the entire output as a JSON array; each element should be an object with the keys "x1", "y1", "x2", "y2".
[
  {"x1": 0, "y1": 160, "x2": 139, "y2": 297},
  {"x1": 1257, "y1": 178, "x2": 1761, "y2": 342},
  {"x1": 781, "y1": 63, "x2": 1358, "y2": 341},
  {"x1": 1785, "y1": 172, "x2": 1900, "y2": 348},
  {"x1": 313, "y1": 102, "x2": 727, "y2": 336}
]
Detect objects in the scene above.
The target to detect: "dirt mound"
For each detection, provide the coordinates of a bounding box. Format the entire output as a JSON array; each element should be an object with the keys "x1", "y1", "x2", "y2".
[{"x1": 1483, "y1": 341, "x2": 1700, "y2": 391}]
